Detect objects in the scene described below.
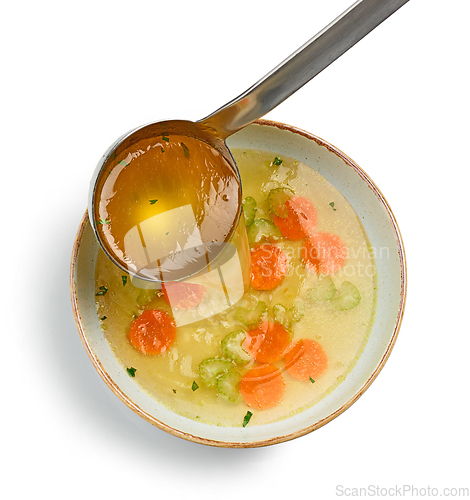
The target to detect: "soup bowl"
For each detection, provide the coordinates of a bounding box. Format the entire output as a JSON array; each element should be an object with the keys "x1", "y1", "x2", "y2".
[{"x1": 70, "y1": 119, "x2": 406, "y2": 447}]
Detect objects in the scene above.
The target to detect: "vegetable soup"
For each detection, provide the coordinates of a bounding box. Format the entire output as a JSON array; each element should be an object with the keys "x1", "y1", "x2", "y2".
[{"x1": 94, "y1": 149, "x2": 377, "y2": 427}]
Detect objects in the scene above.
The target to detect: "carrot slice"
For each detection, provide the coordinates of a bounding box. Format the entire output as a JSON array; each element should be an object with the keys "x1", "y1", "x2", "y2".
[
  {"x1": 302, "y1": 232, "x2": 347, "y2": 274},
  {"x1": 250, "y1": 244, "x2": 288, "y2": 290},
  {"x1": 162, "y1": 281, "x2": 206, "y2": 309},
  {"x1": 128, "y1": 309, "x2": 176, "y2": 355},
  {"x1": 239, "y1": 364, "x2": 285, "y2": 409},
  {"x1": 244, "y1": 321, "x2": 292, "y2": 363},
  {"x1": 284, "y1": 339, "x2": 328, "y2": 381},
  {"x1": 273, "y1": 196, "x2": 317, "y2": 240}
]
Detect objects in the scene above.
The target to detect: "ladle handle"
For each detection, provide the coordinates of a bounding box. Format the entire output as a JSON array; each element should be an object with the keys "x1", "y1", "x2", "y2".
[{"x1": 199, "y1": 0, "x2": 409, "y2": 139}]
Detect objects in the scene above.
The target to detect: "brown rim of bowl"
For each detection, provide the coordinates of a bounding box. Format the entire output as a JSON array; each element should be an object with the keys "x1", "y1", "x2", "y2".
[{"x1": 70, "y1": 118, "x2": 407, "y2": 448}]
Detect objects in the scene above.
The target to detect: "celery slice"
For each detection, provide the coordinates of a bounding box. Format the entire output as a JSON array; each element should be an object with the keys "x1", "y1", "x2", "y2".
[
  {"x1": 268, "y1": 187, "x2": 294, "y2": 218},
  {"x1": 235, "y1": 301, "x2": 267, "y2": 328},
  {"x1": 306, "y1": 276, "x2": 337, "y2": 301},
  {"x1": 221, "y1": 330, "x2": 251, "y2": 364},
  {"x1": 329, "y1": 281, "x2": 361, "y2": 311},
  {"x1": 242, "y1": 196, "x2": 257, "y2": 226},
  {"x1": 136, "y1": 288, "x2": 158, "y2": 306},
  {"x1": 247, "y1": 219, "x2": 283, "y2": 245},
  {"x1": 216, "y1": 371, "x2": 242, "y2": 402},
  {"x1": 198, "y1": 358, "x2": 233, "y2": 387},
  {"x1": 273, "y1": 299, "x2": 305, "y2": 330}
]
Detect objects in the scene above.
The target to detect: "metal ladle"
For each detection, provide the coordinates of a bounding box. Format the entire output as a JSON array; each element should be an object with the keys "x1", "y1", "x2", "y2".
[{"x1": 89, "y1": 0, "x2": 408, "y2": 283}]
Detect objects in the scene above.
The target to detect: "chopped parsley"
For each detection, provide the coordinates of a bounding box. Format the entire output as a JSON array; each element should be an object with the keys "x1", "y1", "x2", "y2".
[
  {"x1": 272, "y1": 156, "x2": 283, "y2": 166},
  {"x1": 181, "y1": 142, "x2": 190, "y2": 158},
  {"x1": 191, "y1": 381, "x2": 199, "y2": 391},
  {"x1": 161, "y1": 147, "x2": 165, "y2": 153},
  {"x1": 95, "y1": 286, "x2": 108, "y2": 296},
  {"x1": 165, "y1": 231, "x2": 169, "y2": 236},
  {"x1": 162, "y1": 136, "x2": 170, "y2": 142},
  {"x1": 242, "y1": 411, "x2": 253, "y2": 427},
  {"x1": 126, "y1": 367, "x2": 137, "y2": 377},
  {"x1": 329, "y1": 202, "x2": 337, "y2": 211},
  {"x1": 121, "y1": 276, "x2": 128, "y2": 286},
  {"x1": 118, "y1": 160, "x2": 130, "y2": 166},
  {"x1": 149, "y1": 199, "x2": 158, "y2": 205},
  {"x1": 98, "y1": 218, "x2": 111, "y2": 225},
  {"x1": 172, "y1": 389, "x2": 177, "y2": 394},
  {"x1": 309, "y1": 377, "x2": 315, "y2": 384},
  {"x1": 100, "y1": 316, "x2": 107, "y2": 321}
]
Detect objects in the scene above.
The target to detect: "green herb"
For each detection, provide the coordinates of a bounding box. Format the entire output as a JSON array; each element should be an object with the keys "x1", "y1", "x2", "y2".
[
  {"x1": 165, "y1": 231, "x2": 169, "y2": 235},
  {"x1": 191, "y1": 381, "x2": 199, "y2": 391},
  {"x1": 172, "y1": 389, "x2": 177, "y2": 394},
  {"x1": 149, "y1": 199, "x2": 158, "y2": 205},
  {"x1": 162, "y1": 136, "x2": 170, "y2": 142},
  {"x1": 122, "y1": 276, "x2": 128, "y2": 286},
  {"x1": 127, "y1": 367, "x2": 137, "y2": 377},
  {"x1": 95, "y1": 286, "x2": 108, "y2": 296},
  {"x1": 100, "y1": 316, "x2": 107, "y2": 321},
  {"x1": 242, "y1": 411, "x2": 253, "y2": 427},
  {"x1": 98, "y1": 219, "x2": 111, "y2": 225},
  {"x1": 161, "y1": 147, "x2": 165, "y2": 153},
  {"x1": 181, "y1": 142, "x2": 190, "y2": 158},
  {"x1": 272, "y1": 156, "x2": 283, "y2": 166},
  {"x1": 329, "y1": 202, "x2": 337, "y2": 211},
  {"x1": 309, "y1": 377, "x2": 315, "y2": 384},
  {"x1": 118, "y1": 160, "x2": 129, "y2": 166}
]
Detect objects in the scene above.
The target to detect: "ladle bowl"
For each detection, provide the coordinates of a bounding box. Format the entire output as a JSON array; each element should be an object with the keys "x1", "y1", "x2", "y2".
[{"x1": 88, "y1": 119, "x2": 244, "y2": 284}]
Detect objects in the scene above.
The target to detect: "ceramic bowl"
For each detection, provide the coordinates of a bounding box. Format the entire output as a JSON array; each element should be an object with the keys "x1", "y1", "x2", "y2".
[{"x1": 70, "y1": 119, "x2": 406, "y2": 447}]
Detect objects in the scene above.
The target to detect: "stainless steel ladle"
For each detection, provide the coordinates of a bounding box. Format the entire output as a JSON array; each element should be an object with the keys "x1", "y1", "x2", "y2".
[{"x1": 89, "y1": 0, "x2": 409, "y2": 283}]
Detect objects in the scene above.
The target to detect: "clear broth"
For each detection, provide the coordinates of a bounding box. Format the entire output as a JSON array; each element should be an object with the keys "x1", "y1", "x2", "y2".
[{"x1": 95, "y1": 149, "x2": 377, "y2": 427}]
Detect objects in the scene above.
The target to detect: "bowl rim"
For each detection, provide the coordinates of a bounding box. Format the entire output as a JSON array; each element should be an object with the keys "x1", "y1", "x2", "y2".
[{"x1": 70, "y1": 118, "x2": 407, "y2": 448}]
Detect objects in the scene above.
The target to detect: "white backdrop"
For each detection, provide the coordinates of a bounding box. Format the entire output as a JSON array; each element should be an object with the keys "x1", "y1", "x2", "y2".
[{"x1": 2, "y1": 1, "x2": 469, "y2": 499}]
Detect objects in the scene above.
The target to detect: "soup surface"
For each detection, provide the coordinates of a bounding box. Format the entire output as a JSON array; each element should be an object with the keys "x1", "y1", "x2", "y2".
[
  {"x1": 94, "y1": 149, "x2": 377, "y2": 427},
  {"x1": 94, "y1": 134, "x2": 241, "y2": 281}
]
